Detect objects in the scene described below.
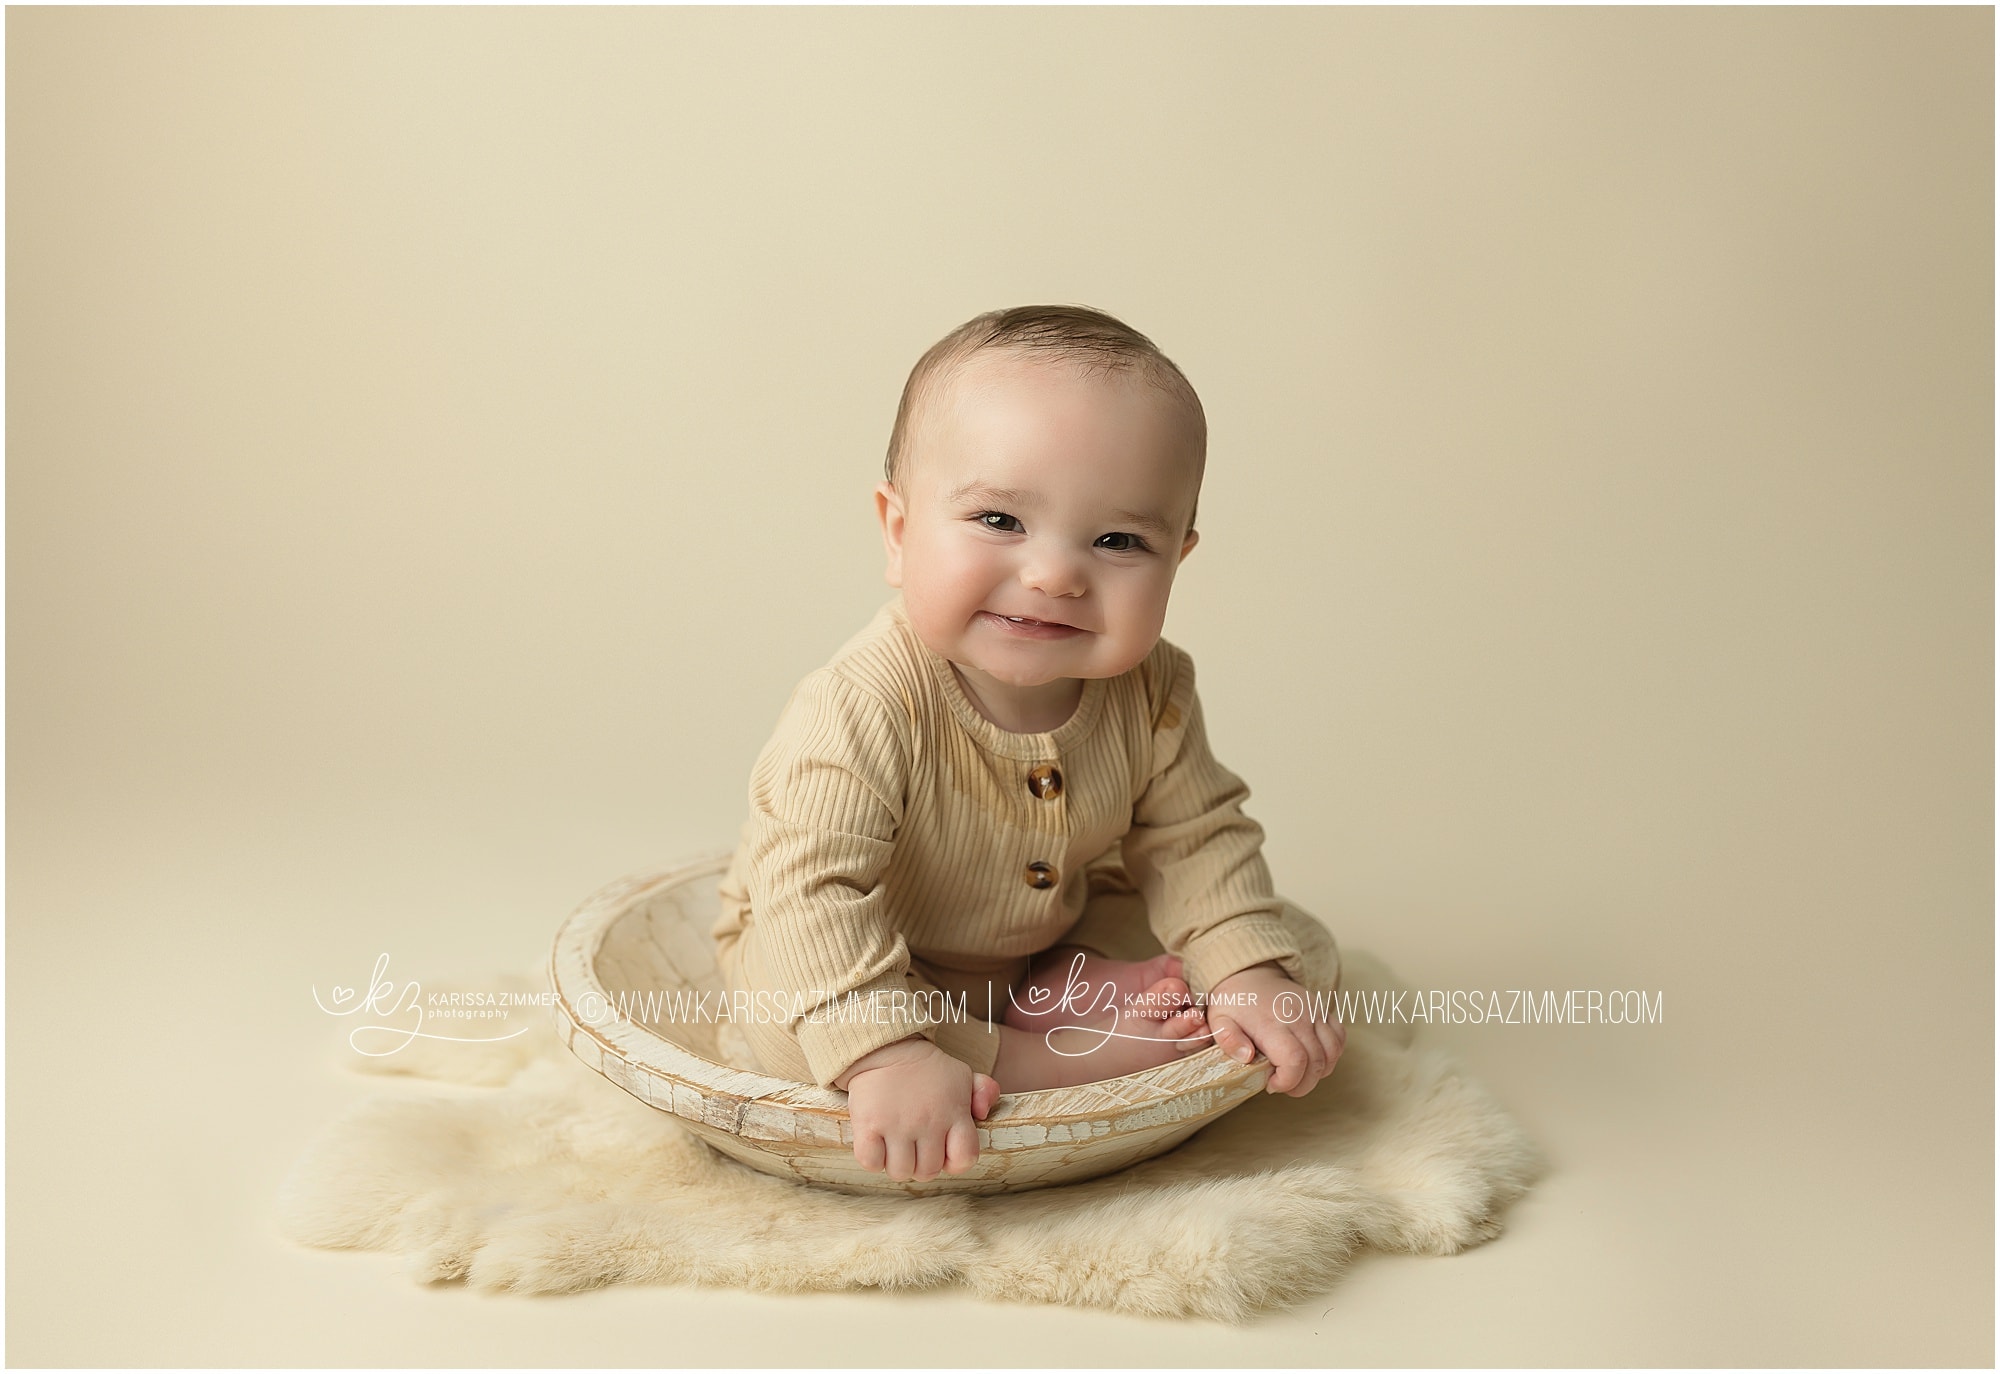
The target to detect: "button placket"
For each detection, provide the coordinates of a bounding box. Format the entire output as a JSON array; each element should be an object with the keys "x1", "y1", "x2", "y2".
[{"x1": 1022, "y1": 758, "x2": 1065, "y2": 892}]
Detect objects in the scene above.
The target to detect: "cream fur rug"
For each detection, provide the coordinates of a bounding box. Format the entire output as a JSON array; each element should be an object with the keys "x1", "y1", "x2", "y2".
[{"x1": 278, "y1": 951, "x2": 1544, "y2": 1321}]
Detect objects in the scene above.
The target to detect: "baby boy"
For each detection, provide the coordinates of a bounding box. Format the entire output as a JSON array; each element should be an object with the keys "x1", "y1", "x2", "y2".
[{"x1": 712, "y1": 305, "x2": 1345, "y2": 1184}]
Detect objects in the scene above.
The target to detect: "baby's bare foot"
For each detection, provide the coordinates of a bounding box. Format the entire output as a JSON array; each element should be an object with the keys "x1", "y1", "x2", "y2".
[
  {"x1": 1003, "y1": 948, "x2": 1185, "y2": 1034},
  {"x1": 1040, "y1": 976, "x2": 1210, "y2": 1088}
]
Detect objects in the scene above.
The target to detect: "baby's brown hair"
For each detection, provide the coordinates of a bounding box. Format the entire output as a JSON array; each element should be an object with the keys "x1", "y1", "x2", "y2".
[{"x1": 884, "y1": 304, "x2": 1207, "y2": 533}]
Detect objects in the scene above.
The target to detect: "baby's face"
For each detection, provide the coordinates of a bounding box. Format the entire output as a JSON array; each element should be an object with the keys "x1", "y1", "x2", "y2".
[{"x1": 875, "y1": 351, "x2": 1202, "y2": 690}]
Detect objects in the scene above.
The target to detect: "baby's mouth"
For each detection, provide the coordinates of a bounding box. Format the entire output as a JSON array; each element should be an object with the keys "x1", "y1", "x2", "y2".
[{"x1": 983, "y1": 611, "x2": 1086, "y2": 636}]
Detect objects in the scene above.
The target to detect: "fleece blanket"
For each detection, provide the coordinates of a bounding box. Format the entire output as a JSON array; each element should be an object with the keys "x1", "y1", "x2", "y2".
[{"x1": 277, "y1": 950, "x2": 1544, "y2": 1321}]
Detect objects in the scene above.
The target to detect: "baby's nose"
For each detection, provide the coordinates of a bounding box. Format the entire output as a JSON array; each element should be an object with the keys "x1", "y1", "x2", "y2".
[{"x1": 1020, "y1": 557, "x2": 1088, "y2": 597}]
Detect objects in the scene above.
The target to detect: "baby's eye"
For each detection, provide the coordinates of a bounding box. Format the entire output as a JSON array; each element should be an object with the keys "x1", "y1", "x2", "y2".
[
  {"x1": 1096, "y1": 532, "x2": 1153, "y2": 553},
  {"x1": 977, "y1": 511, "x2": 1025, "y2": 533}
]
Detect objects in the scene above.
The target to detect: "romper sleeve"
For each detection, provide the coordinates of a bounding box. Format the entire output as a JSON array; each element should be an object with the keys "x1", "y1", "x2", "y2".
[
  {"x1": 741, "y1": 667, "x2": 936, "y2": 1088},
  {"x1": 1119, "y1": 645, "x2": 1308, "y2": 996}
]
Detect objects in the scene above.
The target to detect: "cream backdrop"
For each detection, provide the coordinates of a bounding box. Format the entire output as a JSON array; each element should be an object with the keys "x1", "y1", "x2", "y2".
[{"x1": 6, "y1": 5, "x2": 1991, "y2": 1365}]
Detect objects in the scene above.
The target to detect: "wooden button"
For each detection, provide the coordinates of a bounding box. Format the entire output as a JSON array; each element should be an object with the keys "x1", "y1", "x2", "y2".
[
  {"x1": 1024, "y1": 861, "x2": 1058, "y2": 890},
  {"x1": 1027, "y1": 763, "x2": 1064, "y2": 800}
]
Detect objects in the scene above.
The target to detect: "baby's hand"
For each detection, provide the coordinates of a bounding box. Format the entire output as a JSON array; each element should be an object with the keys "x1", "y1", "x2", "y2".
[
  {"x1": 833, "y1": 1036, "x2": 999, "y2": 1182},
  {"x1": 1204, "y1": 962, "x2": 1346, "y2": 1097}
]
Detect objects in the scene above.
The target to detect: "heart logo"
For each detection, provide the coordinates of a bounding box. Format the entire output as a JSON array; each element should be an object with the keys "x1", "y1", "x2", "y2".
[
  {"x1": 1024, "y1": 984, "x2": 1053, "y2": 1008},
  {"x1": 331, "y1": 985, "x2": 355, "y2": 1006}
]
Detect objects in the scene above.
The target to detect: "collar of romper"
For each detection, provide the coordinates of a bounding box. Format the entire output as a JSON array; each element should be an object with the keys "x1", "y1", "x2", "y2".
[{"x1": 886, "y1": 594, "x2": 1109, "y2": 760}]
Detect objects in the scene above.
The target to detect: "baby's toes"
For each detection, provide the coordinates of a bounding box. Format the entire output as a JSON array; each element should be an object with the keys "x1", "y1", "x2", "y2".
[
  {"x1": 1113, "y1": 978, "x2": 1157, "y2": 1025},
  {"x1": 1162, "y1": 1006, "x2": 1210, "y2": 1054},
  {"x1": 1130, "y1": 975, "x2": 1190, "y2": 1022}
]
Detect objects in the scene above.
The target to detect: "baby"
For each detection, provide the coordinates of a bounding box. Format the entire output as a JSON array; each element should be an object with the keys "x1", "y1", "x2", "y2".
[{"x1": 712, "y1": 304, "x2": 1345, "y2": 1184}]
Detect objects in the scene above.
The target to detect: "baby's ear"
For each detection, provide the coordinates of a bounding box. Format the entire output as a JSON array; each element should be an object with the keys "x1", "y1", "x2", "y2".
[
  {"x1": 874, "y1": 480, "x2": 906, "y2": 586},
  {"x1": 1178, "y1": 527, "x2": 1200, "y2": 563}
]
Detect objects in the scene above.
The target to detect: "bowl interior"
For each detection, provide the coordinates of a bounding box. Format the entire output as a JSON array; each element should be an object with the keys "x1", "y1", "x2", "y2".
[{"x1": 590, "y1": 867, "x2": 735, "y2": 1063}]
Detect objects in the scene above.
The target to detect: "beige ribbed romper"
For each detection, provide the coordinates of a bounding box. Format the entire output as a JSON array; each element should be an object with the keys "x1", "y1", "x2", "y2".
[{"x1": 712, "y1": 594, "x2": 1342, "y2": 1090}]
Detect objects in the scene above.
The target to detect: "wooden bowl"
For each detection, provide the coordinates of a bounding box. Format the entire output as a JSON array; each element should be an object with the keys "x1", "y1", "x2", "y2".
[{"x1": 548, "y1": 852, "x2": 1270, "y2": 1195}]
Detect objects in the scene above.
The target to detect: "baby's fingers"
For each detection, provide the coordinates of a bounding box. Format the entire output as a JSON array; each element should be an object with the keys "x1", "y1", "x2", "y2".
[
  {"x1": 944, "y1": 1116, "x2": 981, "y2": 1175},
  {"x1": 1317, "y1": 1018, "x2": 1346, "y2": 1071},
  {"x1": 913, "y1": 1127, "x2": 946, "y2": 1183},
  {"x1": 1297, "y1": 1018, "x2": 1328, "y2": 1089},
  {"x1": 853, "y1": 1126, "x2": 887, "y2": 1175},
  {"x1": 1210, "y1": 1013, "x2": 1257, "y2": 1065},
  {"x1": 883, "y1": 1134, "x2": 917, "y2": 1184},
  {"x1": 1264, "y1": 1027, "x2": 1314, "y2": 1094},
  {"x1": 1272, "y1": 1020, "x2": 1338, "y2": 1096}
]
